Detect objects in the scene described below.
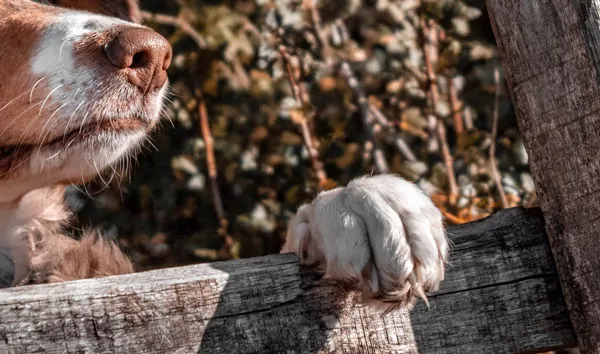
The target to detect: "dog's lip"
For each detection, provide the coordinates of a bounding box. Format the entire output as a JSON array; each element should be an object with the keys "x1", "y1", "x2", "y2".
[
  {"x1": 0, "y1": 117, "x2": 145, "y2": 175},
  {"x1": 36, "y1": 117, "x2": 148, "y2": 150},
  {"x1": 5, "y1": 117, "x2": 148, "y2": 158},
  {"x1": 0, "y1": 117, "x2": 149, "y2": 175}
]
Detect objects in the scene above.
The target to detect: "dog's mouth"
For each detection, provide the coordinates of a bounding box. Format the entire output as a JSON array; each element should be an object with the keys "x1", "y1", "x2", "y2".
[{"x1": 0, "y1": 117, "x2": 148, "y2": 175}]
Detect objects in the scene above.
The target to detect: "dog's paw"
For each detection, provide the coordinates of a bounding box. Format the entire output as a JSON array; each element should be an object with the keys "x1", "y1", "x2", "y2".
[{"x1": 282, "y1": 174, "x2": 449, "y2": 310}]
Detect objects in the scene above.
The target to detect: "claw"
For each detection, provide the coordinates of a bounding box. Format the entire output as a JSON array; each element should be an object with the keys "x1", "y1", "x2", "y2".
[{"x1": 408, "y1": 272, "x2": 429, "y2": 308}]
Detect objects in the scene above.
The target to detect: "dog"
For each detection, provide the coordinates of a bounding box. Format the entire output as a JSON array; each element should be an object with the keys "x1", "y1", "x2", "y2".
[{"x1": 0, "y1": 0, "x2": 448, "y2": 310}]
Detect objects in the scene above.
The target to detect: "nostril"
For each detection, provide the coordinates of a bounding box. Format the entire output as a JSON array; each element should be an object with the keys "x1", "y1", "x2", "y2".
[
  {"x1": 162, "y1": 50, "x2": 172, "y2": 71},
  {"x1": 104, "y1": 38, "x2": 131, "y2": 69},
  {"x1": 131, "y1": 51, "x2": 149, "y2": 69}
]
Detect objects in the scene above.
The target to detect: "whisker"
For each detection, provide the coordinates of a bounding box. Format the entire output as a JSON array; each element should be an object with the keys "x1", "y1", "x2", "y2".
[
  {"x1": 72, "y1": 87, "x2": 81, "y2": 102},
  {"x1": 160, "y1": 106, "x2": 175, "y2": 128},
  {"x1": 43, "y1": 133, "x2": 78, "y2": 163},
  {"x1": 0, "y1": 101, "x2": 43, "y2": 140},
  {"x1": 94, "y1": 158, "x2": 110, "y2": 190},
  {"x1": 29, "y1": 76, "x2": 47, "y2": 103},
  {"x1": 38, "y1": 101, "x2": 69, "y2": 147},
  {"x1": 64, "y1": 138, "x2": 77, "y2": 151},
  {"x1": 79, "y1": 111, "x2": 91, "y2": 134},
  {"x1": 58, "y1": 38, "x2": 71, "y2": 58},
  {"x1": 10, "y1": 101, "x2": 52, "y2": 154},
  {"x1": 0, "y1": 91, "x2": 29, "y2": 114},
  {"x1": 80, "y1": 169, "x2": 92, "y2": 198},
  {"x1": 39, "y1": 84, "x2": 63, "y2": 114},
  {"x1": 64, "y1": 100, "x2": 86, "y2": 136},
  {"x1": 88, "y1": 139, "x2": 110, "y2": 191},
  {"x1": 1, "y1": 148, "x2": 36, "y2": 177},
  {"x1": 104, "y1": 153, "x2": 117, "y2": 186},
  {"x1": 144, "y1": 136, "x2": 158, "y2": 152},
  {"x1": 45, "y1": 149, "x2": 63, "y2": 162}
]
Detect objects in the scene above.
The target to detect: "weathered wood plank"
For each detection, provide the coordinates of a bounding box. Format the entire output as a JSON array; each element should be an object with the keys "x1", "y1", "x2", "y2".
[
  {"x1": 0, "y1": 208, "x2": 575, "y2": 353},
  {"x1": 487, "y1": 1, "x2": 600, "y2": 352}
]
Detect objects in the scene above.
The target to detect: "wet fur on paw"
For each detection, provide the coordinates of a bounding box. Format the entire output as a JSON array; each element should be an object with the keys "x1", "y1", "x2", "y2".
[{"x1": 282, "y1": 174, "x2": 449, "y2": 311}]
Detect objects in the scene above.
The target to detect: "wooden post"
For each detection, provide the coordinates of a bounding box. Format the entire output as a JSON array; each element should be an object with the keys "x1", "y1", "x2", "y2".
[
  {"x1": 487, "y1": 1, "x2": 600, "y2": 351},
  {"x1": 0, "y1": 208, "x2": 575, "y2": 353}
]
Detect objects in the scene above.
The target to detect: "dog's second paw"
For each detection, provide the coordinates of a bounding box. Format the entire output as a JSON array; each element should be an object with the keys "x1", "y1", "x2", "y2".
[{"x1": 282, "y1": 174, "x2": 449, "y2": 311}]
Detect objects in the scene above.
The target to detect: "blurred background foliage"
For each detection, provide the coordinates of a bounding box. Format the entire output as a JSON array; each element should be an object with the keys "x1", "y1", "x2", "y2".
[{"x1": 67, "y1": 0, "x2": 533, "y2": 271}]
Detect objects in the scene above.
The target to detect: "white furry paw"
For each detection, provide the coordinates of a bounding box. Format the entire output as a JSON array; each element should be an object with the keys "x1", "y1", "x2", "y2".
[{"x1": 282, "y1": 174, "x2": 449, "y2": 311}]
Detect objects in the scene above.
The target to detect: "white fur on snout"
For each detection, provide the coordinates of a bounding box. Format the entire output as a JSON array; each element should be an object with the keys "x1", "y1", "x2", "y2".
[
  {"x1": 32, "y1": 13, "x2": 135, "y2": 112},
  {"x1": 30, "y1": 11, "x2": 161, "y2": 133},
  {"x1": 282, "y1": 174, "x2": 449, "y2": 310}
]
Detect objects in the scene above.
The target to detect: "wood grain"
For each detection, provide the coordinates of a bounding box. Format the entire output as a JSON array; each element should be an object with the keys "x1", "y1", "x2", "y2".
[
  {"x1": 0, "y1": 208, "x2": 574, "y2": 353},
  {"x1": 487, "y1": 1, "x2": 600, "y2": 351}
]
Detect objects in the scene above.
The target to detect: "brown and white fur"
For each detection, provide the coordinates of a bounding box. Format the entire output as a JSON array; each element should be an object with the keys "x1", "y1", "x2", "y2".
[{"x1": 0, "y1": 0, "x2": 449, "y2": 310}]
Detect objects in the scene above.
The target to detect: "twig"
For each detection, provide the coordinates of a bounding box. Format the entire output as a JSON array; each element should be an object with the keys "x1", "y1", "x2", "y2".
[
  {"x1": 305, "y1": 0, "x2": 333, "y2": 64},
  {"x1": 339, "y1": 62, "x2": 389, "y2": 173},
  {"x1": 489, "y1": 68, "x2": 508, "y2": 209},
  {"x1": 371, "y1": 99, "x2": 417, "y2": 163},
  {"x1": 142, "y1": 10, "x2": 232, "y2": 255},
  {"x1": 421, "y1": 18, "x2": 458, "y2": 204},
  {"x1": 198, "y1": 92, "x2": 232, "y2": 255},
  {"x1": 278, "y1": 46, "x2": 328, "y2": 189},
  {"x1": 422, "y1": 19, "x2": 440, "y2": 154},
  {"x1": 369, "y1": 106, "x2": 391, "y2": 128},
  {"x1": 448, "y1": 77, "x2": 464, "y2": 137},
  {"x1": 426, "y1": 115, "x2": 439, "y2": 152},
  {"x1": 403, "y1": 61, "x2": 428, "y2": 85},
  {"x1": 464, "y1": 106, "x2": 474, "y2": 130},
  {"x1": 141, "y1": 11, "x2": 206, "y2": 49},
  {"x1": 394, "y1": 137, "x2": 417, "y2": 163},
  {"x1": 302, "y1": 1, "x2": 393, "y2": 174}
]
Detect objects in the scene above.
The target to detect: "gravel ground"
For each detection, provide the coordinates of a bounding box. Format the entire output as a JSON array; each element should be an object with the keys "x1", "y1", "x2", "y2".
[{"x1": 67, "y1": 0, "x2": 534, "y2": 272}]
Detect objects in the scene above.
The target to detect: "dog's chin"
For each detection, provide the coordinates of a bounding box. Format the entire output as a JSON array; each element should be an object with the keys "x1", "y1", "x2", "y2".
[
  {"x1": 32, "y1": 129, "x2": 147, "y2": 182},
  {"x1": 0, "y1": 128, "x2": 147, "y2": 204},
  {"x1": 41, "y1": 130, "x2": 146, "y2": 176}
]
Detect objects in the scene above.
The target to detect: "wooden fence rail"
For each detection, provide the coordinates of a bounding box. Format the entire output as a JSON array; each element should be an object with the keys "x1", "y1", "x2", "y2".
[{"x1": 0, "y1": 208, "x2": 575, "y2": 353}]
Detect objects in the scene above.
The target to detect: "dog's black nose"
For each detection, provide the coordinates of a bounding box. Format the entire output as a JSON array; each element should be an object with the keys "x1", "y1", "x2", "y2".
[{"x1": 104, "y1": 27, "x2": 172, "y2": 93}]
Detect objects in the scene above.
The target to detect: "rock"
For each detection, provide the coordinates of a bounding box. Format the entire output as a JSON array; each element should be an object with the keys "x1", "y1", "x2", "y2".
[{"x1": 187, "y1": 174, "x2": 206, "y2": 191}]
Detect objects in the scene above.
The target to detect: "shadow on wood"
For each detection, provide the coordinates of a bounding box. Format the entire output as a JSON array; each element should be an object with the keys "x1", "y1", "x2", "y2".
[
  {"x1": 0, "y1": 208, "x2": 576, "y2": 353},
  {"x1": 197, "y1": 207, "x2": 575, "y2": 353}
]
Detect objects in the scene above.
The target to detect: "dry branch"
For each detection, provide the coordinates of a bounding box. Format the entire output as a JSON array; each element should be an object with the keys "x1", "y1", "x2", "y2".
[
  {"x1": 305, "y1": 0, "x2": 332, "y2": 64},
  {"x1": 278, "y1": 46, "x2": 328, "y2": 188},
  {"x1": 198, "y1": 93, "x2": 232, "y2": 254},
  {"x1": 421, "y1": 18, "x2": 459, "y2": 204},
  {"x1": 448, "y1": 77, "x2": 464, "y2": 136},
  {"x1": 140, "y1": 11, "x2": 206, "y2": 49},
  {"x1": 489, "y1": 68, "x2": 508, "y2": 209},
  {"x1": 339, "y1": 62, "x2": 389, "y2": 173},
  {"x1": 140, "y1": 9, "x2": 231, "y2": 251}
]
